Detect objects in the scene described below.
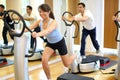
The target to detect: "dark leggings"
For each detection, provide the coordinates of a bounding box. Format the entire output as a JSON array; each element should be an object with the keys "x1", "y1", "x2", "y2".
[
  {"x1": 80, "y1": 27, "x2": 100, "y2": 56},
  {"x1": 2, "y1": 23, "x2": 14, "y2": 45}
]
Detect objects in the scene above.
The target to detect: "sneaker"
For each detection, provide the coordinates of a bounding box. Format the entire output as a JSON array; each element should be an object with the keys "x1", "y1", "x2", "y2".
[
  {"x1": 96, "y1": 49, "x2": 100, "y2": 53},
  {"x1": 29, "y1": 48, "x2": 33, "y2": 53},
  {"x1": 77, "y1": 56, "x2": 82, "y2": 63},
  {"x1": 96, "y1": 49, "x2": 104, "y2": 56},
  {"x1": 81, "y1": 55, "x2": 86, "y2": 59},
  {"x1": 64, "y1": 67, "x2": 69, "y2": 73}
]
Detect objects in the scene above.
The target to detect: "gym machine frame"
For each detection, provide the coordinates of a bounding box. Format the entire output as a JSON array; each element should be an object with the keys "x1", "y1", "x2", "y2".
[
  {"x1": 62, "y1": 11, "x2": 80, "y2": 73},
  {"x1": 114, "y1": 11, "x2": 120, "y2": 80},
  {"x1": 4, "y1": 10, "x2": 37, "y2": 80},
  {"x1": 62, "y1": 11, "x2": 100, "y2": 73}
]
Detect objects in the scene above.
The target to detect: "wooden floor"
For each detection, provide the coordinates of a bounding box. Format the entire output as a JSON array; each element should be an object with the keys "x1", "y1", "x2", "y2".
[{"x1": 0, "y1": 52, "x2": 118, "y2": 80}]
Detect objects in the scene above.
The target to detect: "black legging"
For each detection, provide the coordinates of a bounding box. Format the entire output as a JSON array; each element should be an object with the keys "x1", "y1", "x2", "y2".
[
  {"x1": 2, "y1": 12, "x2": 14, "y2": 45},
  {"x1": 80, "y1": 27, "x2": 100, "y2": 56},
  {"x1": 2, "y1": 23, "x2": 14, "y2": 45}
]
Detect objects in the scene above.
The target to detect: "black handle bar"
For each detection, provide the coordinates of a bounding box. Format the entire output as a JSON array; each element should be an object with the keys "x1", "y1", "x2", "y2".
[
  {"x1": 114, "y1": 11, "x2": 120, "y2": 42},
  {"x1": 62, "y1": 11, "x2": 79, "y2": 38},
  {"x1": 4, "y1": 10, "x2": 36, "y2": 57}
]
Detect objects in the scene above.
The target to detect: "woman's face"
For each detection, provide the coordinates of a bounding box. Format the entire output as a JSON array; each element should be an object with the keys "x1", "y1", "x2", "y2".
[{"x1": 39, "y1": 9, "x2": 50, "y2": 19}]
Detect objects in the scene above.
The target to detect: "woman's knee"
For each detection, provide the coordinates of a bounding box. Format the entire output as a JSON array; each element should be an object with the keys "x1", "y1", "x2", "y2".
[
  {"x1": 42, "y1": 56, "x2": 49, "y2": 63},
  {"x1": 63, "y1": 63, "x2": 69, "y2": 67}
]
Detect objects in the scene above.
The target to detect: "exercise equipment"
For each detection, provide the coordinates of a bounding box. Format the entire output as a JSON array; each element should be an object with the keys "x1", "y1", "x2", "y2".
[
  {"x1": 62, "y1": 11, "x2": 80, "y2": 73},
  {"x1": 98, "y1": 56, "x2": 110, "y2": 67},
  {"x1": 28, "y1": 37, "x2": 47, "y2": 61},
  {"x1": 62, "y1": 11, "x2": 100, "y2": 73},
  {"x1": 28, "y1": 50, "x2": 43, "y2": 61},
  {"x1": 62, "y1": 11, "x2": 79, "y2": 38},
  {"x1": 0, "y1": 58, "x2": 13, "y2": 68},
  {"x1": 78, "y1": 55, "x2": 100, "y2": 73},
  {"x1": 0, "y1": 57, "x2": 7, "y2": 66},
  {"x1": 57, "y1": 73, "x2": 94, "y2": 80},
  {"x1": 113, "y1": 11, "x2": 120, "y2": 80},
  {"x1": 79, "y1": 55, "x2": 113, "y2": 72},
  {"x1": 28, "y1": 37, "x2": 44, "y2": 61},
  {"x1": 4, "y1": 10, "x2": 37, "y2": 80},
  {"x1": 0, "y1": 44, "x2": 14, "y2": 56}
]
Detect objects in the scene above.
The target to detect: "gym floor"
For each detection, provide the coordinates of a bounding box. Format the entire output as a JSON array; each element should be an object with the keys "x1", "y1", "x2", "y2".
[{"x1": 0, "y1": 52, "x2": 118, "y2": 80}]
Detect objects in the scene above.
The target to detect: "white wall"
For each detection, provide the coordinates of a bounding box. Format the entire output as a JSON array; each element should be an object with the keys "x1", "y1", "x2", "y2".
[
  {"x1": 0, "y1": 0, "x2": 6, "y2": 40},
  {"x1": 29, "y1": 0, "x2": 44, "y2": 20},
  {"x1": 53, "y1": 0, "x2": 66, "y2": 34},
  {"x1": 0, "y1": 0, "x2": 6, "y2": 5},
  {"x1": 6, "y1": 0, "x2": 22, "y2": 13}
]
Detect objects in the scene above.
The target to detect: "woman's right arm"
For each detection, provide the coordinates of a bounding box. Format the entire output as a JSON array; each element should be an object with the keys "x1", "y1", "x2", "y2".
[
  {"x1": 25, "y1": 20, "x2": 41, "y2": 32},
  {"x1": 113, "y1": 16, "x2": 120, "y2": 21},
  {"x1": 29, "y1": 20, "x2": 41, "y2": 30}
]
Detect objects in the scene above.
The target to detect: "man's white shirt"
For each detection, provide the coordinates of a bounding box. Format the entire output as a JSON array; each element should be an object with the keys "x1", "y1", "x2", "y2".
[
  {"x1": 74, "y1": 10, "x2": 96, "y2": 30},
  {"x1": 23, "y1": 12, "x2": 37, "y2": 26}
]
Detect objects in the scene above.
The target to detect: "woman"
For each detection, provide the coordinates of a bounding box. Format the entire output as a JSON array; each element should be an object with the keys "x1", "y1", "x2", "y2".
[
  {"x1": 29, "y1": 4, "x2": 76, "y2": 80},
  {"x1": 113, "y1": 15, "x2": 120, "y2": 21}
]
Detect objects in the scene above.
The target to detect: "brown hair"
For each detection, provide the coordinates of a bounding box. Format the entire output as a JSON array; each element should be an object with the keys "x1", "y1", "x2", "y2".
[
  {"x1": 38, "y1": 4, "x2": 55, "y2": 19},
  {"x1": 0, "y1": 4, "x2": 5, "y2": 9},
  {"x1": 27, "y1": 5, "x2": 32, "y2": 10},
  {"x1": 78, "y1": 2, "x2": 86, "y2": 8}
]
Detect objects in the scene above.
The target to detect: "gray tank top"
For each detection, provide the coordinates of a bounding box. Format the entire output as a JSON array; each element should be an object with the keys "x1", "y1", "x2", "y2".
[{"x1": 39, "y1": 18, "x2": 63, "y2": 43}]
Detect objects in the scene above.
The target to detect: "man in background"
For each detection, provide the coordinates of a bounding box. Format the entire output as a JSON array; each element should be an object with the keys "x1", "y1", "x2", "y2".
[
  {"x1": 23, "y1": 5, "x2": 40, "y2": 51},
  {"x1": 0, "y1": 4, "x2": 14, "y2": 48},
  {"x1": 62, "y1": 3, "x2": 100, "y2": 59}
]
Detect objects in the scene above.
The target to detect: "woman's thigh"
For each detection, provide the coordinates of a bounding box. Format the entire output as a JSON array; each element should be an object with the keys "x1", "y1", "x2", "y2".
[{"x1": 42, "y1": 47, "x2": 55, "y2": 60}]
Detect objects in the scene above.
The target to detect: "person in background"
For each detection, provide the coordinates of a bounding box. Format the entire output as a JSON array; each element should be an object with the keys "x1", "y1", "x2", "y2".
[
  {"x1": 23, "y1": 5, "x2": 40, "y2": 51},
  {"x1": 113, "y1": 15, "x2": 120, "y2": 21},
  {"x1": 27, "y1": 4, "x2": 76, "y2": 80},
  {"x1": 0, "y1": 4, "x2": 14, "y2": 48},
  {"x1": 62, "y1": 2, "x2": 100, "y2": 59}
]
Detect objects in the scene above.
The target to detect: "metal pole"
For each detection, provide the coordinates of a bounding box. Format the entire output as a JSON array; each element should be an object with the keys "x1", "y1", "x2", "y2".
[
  {"x1": 65, "y1": 25, "x2": 79, "y2": 73},
  {"x1": 14, "y1": 34, "x2": 29, "y2": 80},
  {"x1": 117, "y1": 49, "x2": 120, "y2": 80},
  {"x1": 115, "y1": 27, "x2": 120, "y2": 80},
  {"x1": 115, "y1": 42, "x2": 120, "y2": 80}
]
